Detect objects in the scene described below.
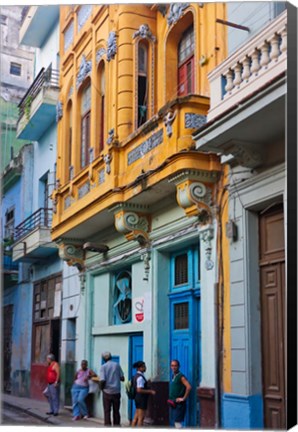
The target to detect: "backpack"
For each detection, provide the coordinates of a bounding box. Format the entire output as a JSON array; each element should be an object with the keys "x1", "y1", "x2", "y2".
[{"x1": 125, "y1": 373, "x2": 147, "y2": 400}]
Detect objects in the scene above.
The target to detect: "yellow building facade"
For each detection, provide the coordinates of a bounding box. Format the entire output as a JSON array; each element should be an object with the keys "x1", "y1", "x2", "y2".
[{"x1": 52, "y1": 4, "x2": 229, "y2": 427}]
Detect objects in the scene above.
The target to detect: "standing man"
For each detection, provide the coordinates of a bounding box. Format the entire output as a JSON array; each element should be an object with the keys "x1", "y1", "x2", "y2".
[
  {"x1": 99, "y1": 351, "x2": 125, "y2": 426},
  {"x1": 168, "y1": 359, "x2": 192, "y2": 428},
  {"x1": 44, "y1": 353, "x2": 60, "y2": 416}
]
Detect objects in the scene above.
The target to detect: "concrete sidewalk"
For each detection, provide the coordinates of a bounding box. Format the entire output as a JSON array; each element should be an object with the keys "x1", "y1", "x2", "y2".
[{"x1": 1, "y1": 392, "x2": 105, "y2": 427}]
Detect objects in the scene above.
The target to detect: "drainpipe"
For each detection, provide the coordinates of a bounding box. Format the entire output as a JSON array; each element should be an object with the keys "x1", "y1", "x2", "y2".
[{"x1": 214, "y1": 281, "x2": 221, "y2": 429}]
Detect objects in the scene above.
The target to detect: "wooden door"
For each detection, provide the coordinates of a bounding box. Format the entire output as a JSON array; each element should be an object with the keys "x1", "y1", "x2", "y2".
[{"x1": 259, "y1": 205, "x2": 285, "y2": 429}]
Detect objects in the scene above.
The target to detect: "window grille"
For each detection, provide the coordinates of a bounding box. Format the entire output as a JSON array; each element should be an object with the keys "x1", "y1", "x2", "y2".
[
  {"x1": 113, "y1": 270, "x2": 132, "y2": 324},
  {"x1": 174, "y1": 302, "x2": 189, "y2": 329},
  {"x1": 174, "y1": 253, "x2": 188, "y2": 285}
]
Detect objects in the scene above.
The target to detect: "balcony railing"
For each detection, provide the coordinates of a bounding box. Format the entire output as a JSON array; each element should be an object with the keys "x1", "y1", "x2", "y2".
[
  {"x1": 14, "y1": 208, "x2": 53, "y2": 242},
  {"x1": 207, "y1": 10, "x2": 287, "y2": 120},
  {"x1": 18, "y1": 64, "x2": 59, "y2": 122}
]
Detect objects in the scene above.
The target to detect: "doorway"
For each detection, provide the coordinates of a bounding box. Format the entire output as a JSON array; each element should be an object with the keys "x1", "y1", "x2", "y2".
[
  {"x1": 259, "y1": 205, "x2": 285, "y2": 428},
  {"x1": 3, "y1": 305, "x2": 13, "y2": 393},
  {"x1": 128, "y1": 334, "x2": 143, "y2": 421}
]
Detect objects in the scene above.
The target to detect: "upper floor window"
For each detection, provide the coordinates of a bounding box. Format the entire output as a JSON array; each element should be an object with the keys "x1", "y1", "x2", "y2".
[
  {"x1": 178, "y1": 26, "x2": 194, "y2": 96},
  {"x1": 5, "y1": 207, "x2": 15, "y2": 239},
  {"x1": 77, "y1": 5, "x2": 92, "y2": 32},
  {"x1": 64, "y1": 20, "x2": 74, "y2": 52},
  {"x1": 10, "y1": 62, "x2": 21, "y2": 76},
  {"x1": 0, "y1": 14, "x2": 7, "y2": 25},
  {"x1": 80, "y1": 82, "x2": 91, "y2": 169},
  {"x1": 137, "y1": 42, "x2": 148, "y2": 127},
  {"x1": 98, "y1": 62, "x2": 105, "y2": 153}
]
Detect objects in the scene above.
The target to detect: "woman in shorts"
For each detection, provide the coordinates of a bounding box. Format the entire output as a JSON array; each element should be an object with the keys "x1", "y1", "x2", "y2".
[{"x1": 131, "y1": 361, "x2": 156, "y2": 426}]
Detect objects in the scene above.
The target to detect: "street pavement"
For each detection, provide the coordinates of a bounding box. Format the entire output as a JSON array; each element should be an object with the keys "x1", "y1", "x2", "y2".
[{"x1": 1, "y1": 392, "x2": 106, "y2": 427}]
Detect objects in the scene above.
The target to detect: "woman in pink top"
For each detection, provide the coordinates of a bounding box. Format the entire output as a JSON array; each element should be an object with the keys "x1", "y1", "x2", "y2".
[{"x1": 71, "y1": 360, "x2": 97, "y2": 421}]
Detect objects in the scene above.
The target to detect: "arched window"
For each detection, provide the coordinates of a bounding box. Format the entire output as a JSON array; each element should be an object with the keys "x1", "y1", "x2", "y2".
[
  {"x1": 98, "y1": 62, "x2": 105, "y2": 153},
  {"x1": 137, "y1": 42, "x2": 148, "y2": 127},
  {"x1": 65, "y1": 100, "x2": 73, "y2": 181},
  {"x1": 80, "y1": 81, "x2": 91, "y2": 168},
  {"x1": 178, "y1": 26, "x2": 194, "y2": 96}
]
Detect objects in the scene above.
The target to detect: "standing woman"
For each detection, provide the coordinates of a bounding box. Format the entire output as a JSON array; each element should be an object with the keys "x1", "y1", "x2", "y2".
[
  {"x1": 131, "y1": 361, "x2": 156, "y2": 427},
  {"x1": 71, "y1": 360, "x2": 97, "y2": 421}
]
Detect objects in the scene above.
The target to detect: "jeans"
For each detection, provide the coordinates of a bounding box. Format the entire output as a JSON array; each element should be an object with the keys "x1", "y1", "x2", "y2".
[
  {"x1": 103, "y1": 392, "x2": 121, "y2": 425},
  {"x1": 46, "y1": 383, "x2": 60, "y2": 414},
  {"x1": 71, "y1": 384, "x2": 89, "y2": 417},
  {"x1": 170, "y1": 402, "x2": 186, "y2": 425}
]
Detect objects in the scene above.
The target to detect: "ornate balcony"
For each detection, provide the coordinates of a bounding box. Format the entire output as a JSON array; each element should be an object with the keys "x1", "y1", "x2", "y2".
[
  {"x1": 16, "y1": 64, "x2": 59, "y2": 141},
  {"x1": 12, "y1": 208, "x2": 57, "y2": 262},
  {"x1": 195, "y1": 10, "x2": 287, "y2": 169},
  {"x1": 207, "y1": 10, "x2": 287, "y2": 121},
  {"x1": 51, "y1": 95, "x2": 221, "y2": 241}
]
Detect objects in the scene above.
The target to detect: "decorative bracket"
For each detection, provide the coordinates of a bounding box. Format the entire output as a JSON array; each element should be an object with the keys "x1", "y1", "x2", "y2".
[
  {"x1": 112, "y1": 205, "x2": 151, "y2": 245},
  {"x1": 58, "y1": 243, "x2": 85, "y2": 272},
  {"x1": 107, "y1": 128, "x2": 118, "y2": 146}
]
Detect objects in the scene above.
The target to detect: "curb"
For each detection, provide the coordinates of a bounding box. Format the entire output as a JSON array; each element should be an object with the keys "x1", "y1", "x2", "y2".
[{"x1": 3, "y1": 400, "x2": 55, "y2": 424}]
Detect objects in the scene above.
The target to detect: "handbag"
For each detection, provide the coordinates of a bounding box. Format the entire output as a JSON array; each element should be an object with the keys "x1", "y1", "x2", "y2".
[{"x1": 88, "y1": 379, "x2": 99, "y2": 394}]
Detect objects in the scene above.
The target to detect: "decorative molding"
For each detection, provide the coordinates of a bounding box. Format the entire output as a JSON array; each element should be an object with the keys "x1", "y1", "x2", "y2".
[
  {"x1": 140, "y1": 247, "x2": 151, "y2": 281},
  {"x1": 198, "y1": 224, "x2": 214, "y2": 270},
  {"x1": 76, "y1": 55, "x2": 92, "y2": 89},
  {"x1": 167, "y1": 3, "x2": 190, "y2": 26},
  {"x1": 96, "y1": 47, "x2": 106, "y2": 64},
  {"x1": 107, "y1": 31, "x2": 117, "y2": 62},
  {"x1": 157, "y1": 5, "x2": 167, "y2": 17},
  {"x1": 164, "y1": 110, "x2": 177, "y2": 137},
  {"x1": 107, "y1": 128, "x2": 115, "y2": 145},
  {"x1": 56, "y1": 101, "x2": 63, "y2": 122},
  {"x1": 114, "y1": 209, "x2": 150, "y2": 244},
  {"x1": 185, "y1": 113, "x2": 207, "y2": 129},
  {"x1": 103, "y1": 153, "x2": 112, "y2": 174},
  {"x1": 128, "y1": 129, "x2": 163, "y2": 165},
  {"x1": 98, "y1": 169, "x2": 105, "y2": 184},
  {"x1": 59, "y1": 243, "x2": 85, "y2": 272},
  {"x1": 133, "y1": 24, "x2": 156, "y2": 42},
  {"x1": 169, "y1": 169, "x2": 219, "y2": 185},
  {"x1": 221, "y1": 140, "x2": 263, "y2": 169},
  {"x1": 78, "y1": 181, "x2": 90, "y2": 199}
]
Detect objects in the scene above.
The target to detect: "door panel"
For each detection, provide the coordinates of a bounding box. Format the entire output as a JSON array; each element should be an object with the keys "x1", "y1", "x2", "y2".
[
  {"x1": 129, "y1": 334, "x2": 143, "y2": 420},
  {"x1": 3, "y1": 305, "x2": 13, "y2": 393},
  {"x1": 259, "y1": 206, "x2": 285, "y2": 429}
]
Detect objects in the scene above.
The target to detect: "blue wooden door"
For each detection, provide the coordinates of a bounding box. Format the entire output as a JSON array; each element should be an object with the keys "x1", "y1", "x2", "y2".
[
  {"x1": 170, "y1": 246, "x2": 201, "y2": 427},
  {"x1": 129, "y1": 334, "x2": 143, "y2": 420}
]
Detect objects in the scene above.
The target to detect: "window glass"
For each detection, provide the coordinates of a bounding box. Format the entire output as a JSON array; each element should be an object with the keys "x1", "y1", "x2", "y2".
[
  {"x1": 77, "y1": 5, "x2": 92, "y2": 31},
  {"x1": 113, "y1": 270, "x2": 132, "y2": 324},
  {"x1": 81, "y1": 83, "x2": 91, "y2": 114},
  {"x1": 174, "y1": 302, "x2": 189, "y2": 329},
  {"x1": 10, "y1": 62, "x2": 21, "y2": 76},
  {"x1": 178, "y1": 26, "x2": 194, "y2": 65},
  {"x1": 64, "y1": 20, "x2": 74, "y2": 52}
]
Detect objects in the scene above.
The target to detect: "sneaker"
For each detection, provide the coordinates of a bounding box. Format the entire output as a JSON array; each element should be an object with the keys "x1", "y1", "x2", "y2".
[
  {"x1": 53, "y1": 413, "x2": 58, "y2": 416},
  {"x1": 83, "y1": 415, "x2": 89, "y2": 420},
  {"x1": 72, "y1": 416, "x2": 81, "y2": 421},
  {"x1": 46, "y1": 412, "x2": 54, "y2": 415}
]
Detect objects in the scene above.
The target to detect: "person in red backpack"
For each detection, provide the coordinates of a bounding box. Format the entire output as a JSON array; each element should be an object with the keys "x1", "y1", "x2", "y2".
[
  {"x1": 131, "y1": 361, "x2": 156, "y2": 427},
  {"x1": 44, "y1": 353, "x2": 60, "y2": 416}
]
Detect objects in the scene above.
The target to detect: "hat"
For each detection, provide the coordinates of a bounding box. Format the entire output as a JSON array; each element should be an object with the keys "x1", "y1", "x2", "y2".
[{"x1": 102, "y1": 351, "x2": 112, "y2": 361}]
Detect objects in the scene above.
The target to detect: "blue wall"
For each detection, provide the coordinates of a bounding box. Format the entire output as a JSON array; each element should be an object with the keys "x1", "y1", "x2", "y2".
[{"x1": 221, "y1": 393, "x2": 263, "y2": 429}]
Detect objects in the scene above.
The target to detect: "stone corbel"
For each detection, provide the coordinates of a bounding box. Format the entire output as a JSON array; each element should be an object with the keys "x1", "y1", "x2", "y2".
[
  {"x1": 176, "y1": 180, "x2": 213, "y2": 220},
  {"x1": 164, "y1": 110, "x2": 177, "y2": 138},
  {"x1": 113, "y1": 207, "x2": 150, "y2": 245},
  {"x1": 58, "y1": 243, "x2": 85, "y2": 272}
]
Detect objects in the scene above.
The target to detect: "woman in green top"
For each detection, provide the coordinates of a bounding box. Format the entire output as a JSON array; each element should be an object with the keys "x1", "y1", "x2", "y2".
[{"x1": 168, "y1": 360, "x2": 192, "y2": 428}]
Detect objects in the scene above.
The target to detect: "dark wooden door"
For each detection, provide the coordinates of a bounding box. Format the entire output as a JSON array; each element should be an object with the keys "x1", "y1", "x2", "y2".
[
  {"x1": 259, "y1": 205, "x2": 285, "y2": 429},
  {"x1": 3, "y1": 305, "x2": 13, "y2": 393}
]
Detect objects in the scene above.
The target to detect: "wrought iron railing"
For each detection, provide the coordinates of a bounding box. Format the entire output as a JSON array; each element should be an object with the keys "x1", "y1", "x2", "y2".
[
  {"x1": 18, "y1": 64, "x2": 59, "y2": 121},
  {"x1": 14, "y1": 208, "x2": 53, "y2": 242}
]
